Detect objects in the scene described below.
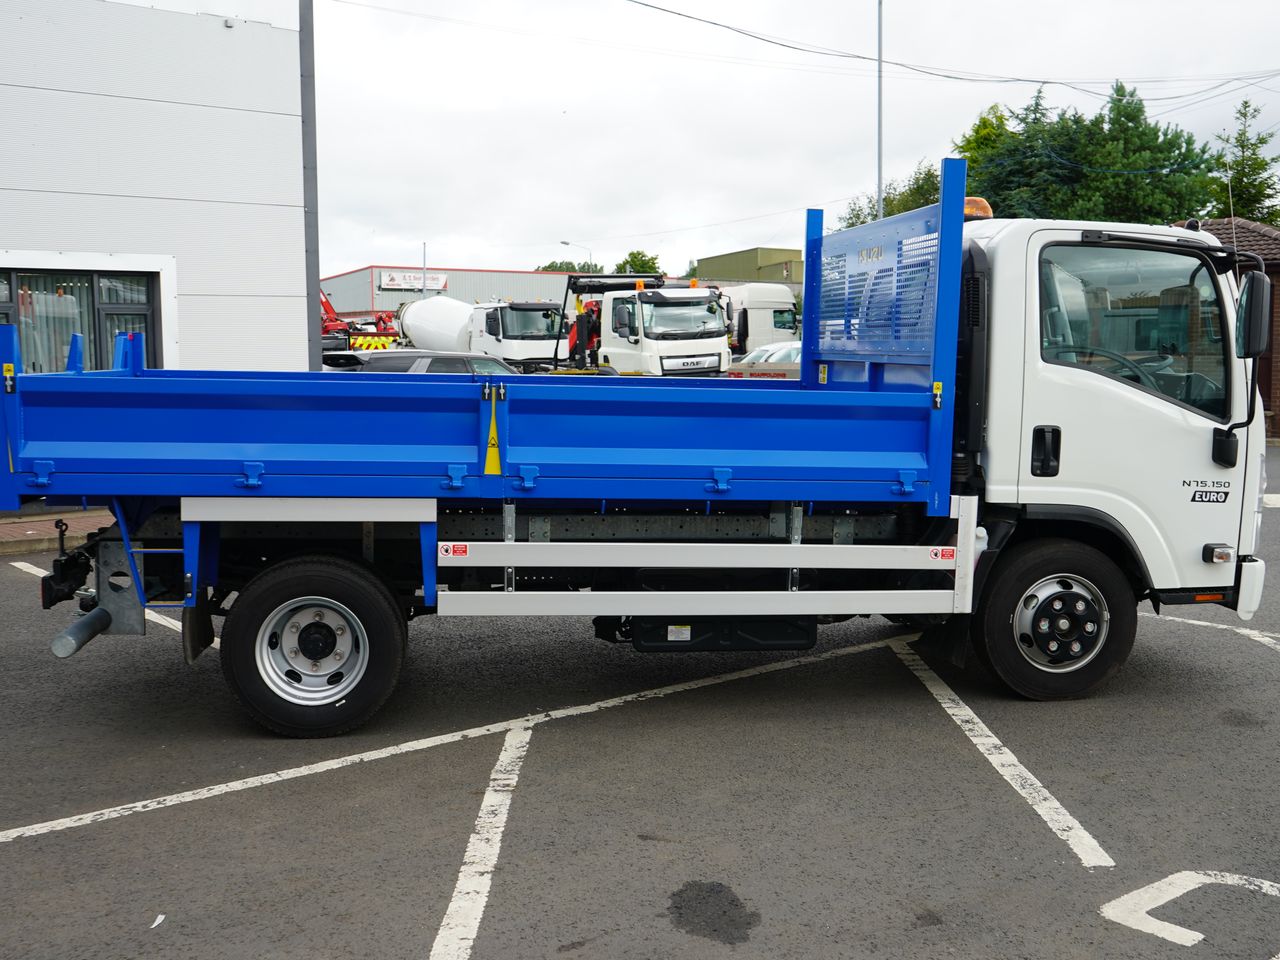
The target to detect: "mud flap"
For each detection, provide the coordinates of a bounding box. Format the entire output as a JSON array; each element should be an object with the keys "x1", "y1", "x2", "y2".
[{"x1": 182, "y1": 595, "x2": 215, "y2": 665}]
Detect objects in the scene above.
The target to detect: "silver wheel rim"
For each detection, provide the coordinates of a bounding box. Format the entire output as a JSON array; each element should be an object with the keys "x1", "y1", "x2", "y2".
[
  {"x1": 1011, "y1": 574, "x2": 1110, "y2": 673},
  {"x1": 254, "y1": 596, "x2": 370, "y2": 706}
]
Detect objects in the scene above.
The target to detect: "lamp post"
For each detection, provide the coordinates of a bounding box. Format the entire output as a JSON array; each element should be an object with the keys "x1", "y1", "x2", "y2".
[
  {"x1": 875, "y1": 0, "x2": 883, "y2": 220},
  {"x1": 559, "y1": 240, "x2": 594, "y2": 271}
]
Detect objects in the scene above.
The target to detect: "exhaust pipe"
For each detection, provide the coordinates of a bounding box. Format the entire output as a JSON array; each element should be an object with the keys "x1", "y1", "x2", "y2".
[{"x1": 51, "y1": 606, "x2": 113, "y2": 659}]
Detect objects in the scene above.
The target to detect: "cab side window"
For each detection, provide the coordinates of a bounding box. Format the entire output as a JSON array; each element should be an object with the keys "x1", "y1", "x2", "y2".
[{"x1": 1039, "y1": 244, "x2": 1228, "y2": 419}]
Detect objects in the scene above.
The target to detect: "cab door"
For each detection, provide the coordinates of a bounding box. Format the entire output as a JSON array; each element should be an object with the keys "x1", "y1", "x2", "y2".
[
  {"x1": 599, "y1": 296, "x2": 643, "y2": 372},
  {"x1": 1019, "y1": 230, "x2": 1248, "y2": 591}
]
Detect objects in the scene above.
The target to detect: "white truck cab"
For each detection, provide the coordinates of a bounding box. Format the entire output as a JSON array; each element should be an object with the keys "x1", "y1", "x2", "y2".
[
  {"x1": 969, "y1": 216, "x2": 1267, "y2": 620},
  {"x1": 718, "y1": 282, "x2": 799, "y2": 356},
  {"x1": 596, "y1": 285, "x2": 732, "y2": 375}
]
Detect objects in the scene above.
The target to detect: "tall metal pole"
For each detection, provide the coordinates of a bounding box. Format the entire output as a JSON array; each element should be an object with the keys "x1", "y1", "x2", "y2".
[
  {"x1": 560, "y1": 240, "x2": 593, "y2": 270},
  {"x1": 875, "y1": 0, "x2": 883, "y2": 220},
  {"x1": 421, "y1": 241, "x2": 427, "y2": 301}
]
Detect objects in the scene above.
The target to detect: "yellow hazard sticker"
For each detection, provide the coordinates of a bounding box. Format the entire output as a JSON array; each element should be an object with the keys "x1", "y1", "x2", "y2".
[
  {"x1": 2, "y1": 364, "x2": 13, "y2": 377},
  {"x1": 483, "y1": 393, "x2": 501, "y2": 475},
  {"x1": 349, "y1": 336, "x2": 394, "y2": 350},
  {"x1": 817, "y1": 363, "x2": 828, "y2": 385}
]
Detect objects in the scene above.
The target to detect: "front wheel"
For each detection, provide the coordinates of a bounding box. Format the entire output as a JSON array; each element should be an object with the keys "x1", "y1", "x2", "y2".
[
  {"x1": 221, "y1": 555, "x2": 406, "y2": 737},
  {"x1": 974, "y1": 539, "x2": 1135, "y2": 700}
]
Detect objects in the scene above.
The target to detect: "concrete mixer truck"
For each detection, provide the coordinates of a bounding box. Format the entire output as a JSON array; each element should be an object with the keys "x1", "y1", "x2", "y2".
[{"x1": 399, "y1": 296, "x2": 566, "y2": 373}]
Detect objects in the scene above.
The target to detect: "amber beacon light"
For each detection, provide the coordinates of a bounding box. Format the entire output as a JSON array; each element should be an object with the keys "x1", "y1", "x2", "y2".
[{"x1": 963, "y1": 197, "x2": 994, "y2": 220}]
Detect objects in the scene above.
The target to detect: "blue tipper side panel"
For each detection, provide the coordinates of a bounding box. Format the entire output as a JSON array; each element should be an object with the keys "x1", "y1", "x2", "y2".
[{"x1": 0, "y1": 162, "x2": 967, "y2": 518}]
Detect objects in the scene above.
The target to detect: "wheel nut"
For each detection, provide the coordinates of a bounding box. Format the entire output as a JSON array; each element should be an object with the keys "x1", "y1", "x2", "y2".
[
  {"x1": 289, "y1": 647, "x2": 299, "y2": 658},
  {"x1": 1074, "y1": 600, "x2": 1086, "y2": 613},
  {"x1": 1037, "y1": 618, "x2": 1050, "y2": 632},
  {"x1": 1057, "y1": 618, "x2": 1071, "y2": 632},
  {"x1": 1052, "y1": 599, "x2": 1063, "y2": 611},
  {"x1": 1070, "y1": 640, "x2": 1083, "y2": 654},
  {"x1": 335, "y1": 625, "x2": 345, "y2": 636},
  {"x1": 1084, "y1": 622, "x2": 1097, "y2": 635},
  {"x1": 313, "y1": 611, "x2": 325, "y2": 621},
  {"x1": 289, "y1": 622, "x2": 300, "y2": 633},
  {"x1": 333, "y1": 650, "x2": 343, "y2": 662},
  {"x1": 1048, "y1": 640, "x2": 1060, "y2": 653},
  {"x1": 310, "y1": 661, "x2": 320, "y2": 672}
]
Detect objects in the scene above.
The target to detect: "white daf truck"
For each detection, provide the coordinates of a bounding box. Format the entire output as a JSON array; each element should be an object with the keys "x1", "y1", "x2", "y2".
[{"x1": 561, "y1": 274, "x2": 733, "y2": 375}]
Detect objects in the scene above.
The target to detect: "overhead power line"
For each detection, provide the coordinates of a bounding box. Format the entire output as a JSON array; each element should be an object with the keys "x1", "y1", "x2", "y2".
[{"x1": 622, "y1": 0, "x2": 1280, "y2": 106}]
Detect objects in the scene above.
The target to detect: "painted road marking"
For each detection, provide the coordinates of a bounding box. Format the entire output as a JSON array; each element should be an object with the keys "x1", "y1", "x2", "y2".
[
  {"x1": 429, "y1": 726, "x2": 534, "y2": 960},
  {"x1": 1265, "y1": 494, "x2": 1280, "y2": 508},
  {"x1": 1100, "y1": 871, "x2": 1280, "y2": 948},
  {"x1": 891, "y1": 639, "x2": 1115, "y2": 869},
  {"x1": 1139, "y1": 611, "x2": 1280, "y2": 656},
  {"x1": 10, "y1": 561, "x2": 213, "y2": 647},
  {"x1": 0, "y1": 637, "x2": 897, "y2": 844}
]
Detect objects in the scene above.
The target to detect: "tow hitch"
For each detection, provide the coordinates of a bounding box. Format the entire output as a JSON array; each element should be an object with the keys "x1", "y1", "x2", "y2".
[{"x1": 39, "y1": 519, "x2": 91, "y2": 609}]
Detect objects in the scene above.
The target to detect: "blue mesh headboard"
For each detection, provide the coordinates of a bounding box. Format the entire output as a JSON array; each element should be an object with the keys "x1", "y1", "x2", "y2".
[{"x1": 800, "y1": 158, "x2": 966, "y2": 390}]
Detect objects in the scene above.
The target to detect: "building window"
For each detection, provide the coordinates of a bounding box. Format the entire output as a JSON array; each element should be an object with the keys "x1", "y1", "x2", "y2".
[{"x1": 0, "y1": 269, "x2": 158, "y2": 372}]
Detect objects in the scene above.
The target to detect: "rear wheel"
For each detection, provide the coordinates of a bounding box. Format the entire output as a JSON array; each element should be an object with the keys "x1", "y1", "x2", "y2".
[
  {"x1": 221, "y1": 555, "x2": 406, "y2": 737},
  {"x1": 974, "y1": 539, "x2": 1135, "y2": 700}
]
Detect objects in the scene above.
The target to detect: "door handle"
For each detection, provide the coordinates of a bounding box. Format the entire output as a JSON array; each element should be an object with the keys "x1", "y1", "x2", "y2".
[{"x1": 1031, "y1": 425, "x2": 1061, "y2": 477}]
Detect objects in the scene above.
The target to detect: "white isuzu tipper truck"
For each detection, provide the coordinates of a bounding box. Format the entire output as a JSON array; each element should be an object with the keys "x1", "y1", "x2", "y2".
[{"x1": 9, "y1": 159, "x2": 1271, "y2": 736}]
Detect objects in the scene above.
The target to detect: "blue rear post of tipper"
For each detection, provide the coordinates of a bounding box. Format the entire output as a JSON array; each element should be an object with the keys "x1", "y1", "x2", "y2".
[
  {"x1": 799, "y1": 157, "x2": 967, "y2": 515},
  {"x1": 0, "y1": 324, "x2": 21, "y2": 510}
]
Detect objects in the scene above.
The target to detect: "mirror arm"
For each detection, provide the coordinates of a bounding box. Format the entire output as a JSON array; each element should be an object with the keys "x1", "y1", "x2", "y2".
[
  {"x1": 1237, "y1": 250, "x2": 1265, "y2": 273},
  {"x1": 1214, "y1": 356, "x2": 1259, "y2": 469}
]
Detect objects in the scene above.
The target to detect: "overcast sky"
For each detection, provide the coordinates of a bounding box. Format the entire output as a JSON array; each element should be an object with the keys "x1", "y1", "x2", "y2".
[{"x1": 310, "y1": 0, "x2": 1280, "y2": 277}]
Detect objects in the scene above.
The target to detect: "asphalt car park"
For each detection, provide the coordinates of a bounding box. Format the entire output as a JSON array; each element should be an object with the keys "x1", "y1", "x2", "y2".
[{"x1": 4, "y1": 500, "x2": 1280, "y2": 959}]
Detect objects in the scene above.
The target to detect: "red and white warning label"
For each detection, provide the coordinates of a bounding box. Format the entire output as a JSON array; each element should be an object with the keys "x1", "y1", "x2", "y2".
[
  {"x1": 929, "y1": 547, "x2": 957, "y2": 561},
  {"x1": 439, "y1": 543, "x2": 469, "y2": 558}
]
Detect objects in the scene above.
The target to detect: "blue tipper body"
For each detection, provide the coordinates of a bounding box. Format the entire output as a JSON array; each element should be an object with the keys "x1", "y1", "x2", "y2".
[{"x1": 0, "y1": 160, "x2": 968, "y2": 606}]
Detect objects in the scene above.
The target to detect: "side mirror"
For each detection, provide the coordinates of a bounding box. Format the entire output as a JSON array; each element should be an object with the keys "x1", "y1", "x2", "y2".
[
  {"x1": 1237, "y1": 270, "x2": 1271, "y2": 359},
  {"x1": 628, "y1": 317, "x2": 639, "y2": 339},
  {"x1": 485, "y1": 309, "x2": 501, "y2": 340}
]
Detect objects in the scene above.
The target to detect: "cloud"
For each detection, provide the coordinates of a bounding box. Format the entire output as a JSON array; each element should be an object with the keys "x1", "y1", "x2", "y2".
[{"x1": 314, "y1": 0, "x2": 1278, "y2": 276}]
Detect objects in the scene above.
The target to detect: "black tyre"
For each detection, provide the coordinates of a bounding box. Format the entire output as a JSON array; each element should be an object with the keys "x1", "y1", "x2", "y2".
[
  {"x1": 221, "y1": 555, "x2": 406, "y2": 737},
  {"x1": 973, "y1": 539, "x2": 1135, "y2": 700}
]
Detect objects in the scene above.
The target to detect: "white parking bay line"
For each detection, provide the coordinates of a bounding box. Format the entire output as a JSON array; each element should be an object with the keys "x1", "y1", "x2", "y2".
[
  {"x1": 429, "y1": 726, "x2": 534, "y2": 960},
  {"x1": 890, "y1": 640, "x2": 1115, "y2": 869},
  {"x1": 1264, "y1": 494, "x2": 1280, "y2": 508},
  {"x1": 0, "y1": 637, "x2": 897, "y2": 844},
  {"x1": 1139, "y1": 611, "x2": 1280, "y2": 656},
  {"x1": 10, "y1": 561, "x2": 215, "y2": 647}
]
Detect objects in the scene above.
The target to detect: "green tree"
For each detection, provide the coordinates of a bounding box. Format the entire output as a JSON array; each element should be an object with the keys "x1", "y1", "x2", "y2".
[
  {"x1": 954, "y1": 83, "x2": 1214, "y2": 224},
  {"x1": 840, "y1": 159, "x2": 941, "y2": 227},
  {"x1": 614, "y1": 250, "x2": 661, "y2": 274},
  {"x1": 681, "y1": 259, "x2": 698, "y2": 279},
  {"x1": 1207, "y1": 100, "x2": 1280, "y2": 225},
  {"x1": 536, "y1": 259, "x2": 603, "y2": 273}
]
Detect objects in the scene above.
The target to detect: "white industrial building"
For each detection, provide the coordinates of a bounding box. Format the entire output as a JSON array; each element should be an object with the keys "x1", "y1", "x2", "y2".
[
  {"x1": 321, "y1": 265, "x2": 572, "y2": 320},
  {"x1": 0, "y1": 0, "x2": 317, "y2": 372}
]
